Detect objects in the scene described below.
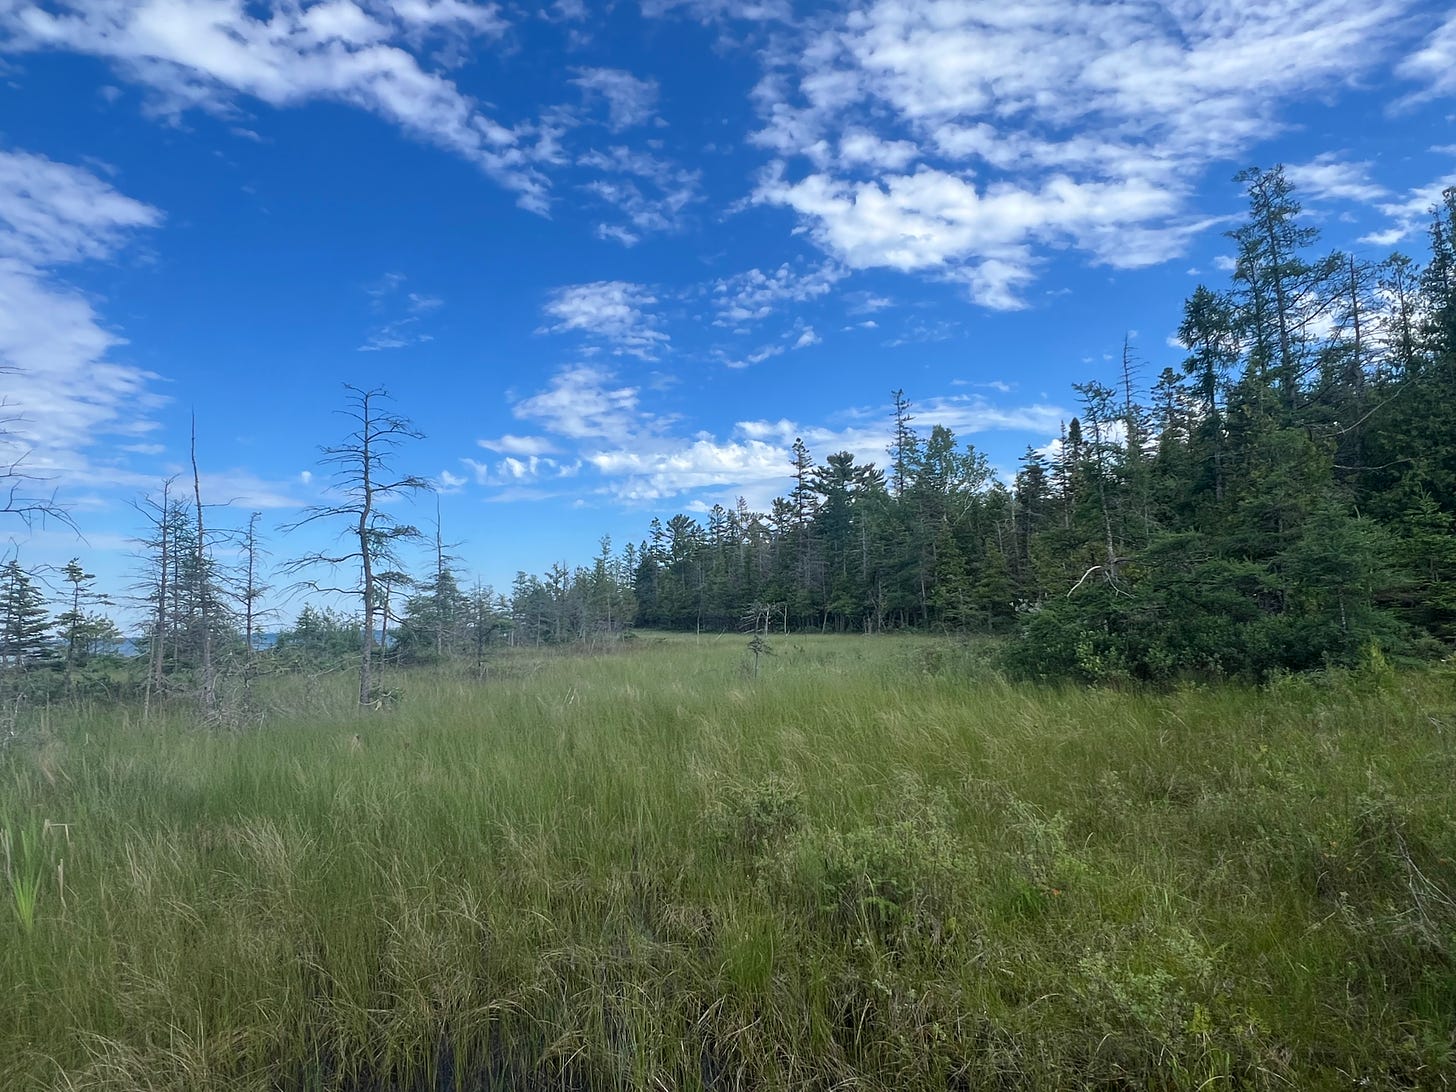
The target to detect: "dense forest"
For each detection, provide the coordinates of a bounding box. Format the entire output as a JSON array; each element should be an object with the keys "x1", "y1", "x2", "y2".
[
  {"x1": 552, "y1": 166, "x2": 1456, "y2": 682},
  {"x1": 3, "y1": 166, "x2": 1455, "y2": 704}
]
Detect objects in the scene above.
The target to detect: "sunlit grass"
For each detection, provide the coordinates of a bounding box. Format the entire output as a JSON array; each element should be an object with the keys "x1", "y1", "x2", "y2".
[{"x1": 1, "y1": 635, "x2": 1453, "y2": 1090}]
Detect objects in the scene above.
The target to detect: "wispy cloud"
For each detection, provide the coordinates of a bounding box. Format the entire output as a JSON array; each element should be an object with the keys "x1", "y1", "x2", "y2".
[
  {"x1": 540, "y1": 281, "x2": 669, "y2": 359},
  {"x1": 1283, "y1": 153, "x2": 1389, "y2": 204},
  {"x1": 477, "y1": 433, "x2": 560, "y2": 457},
  {"x1": 0, "y1": 148, "x2": 159, "y2": 265},
  {"x1": 358, "y1": 273, "x2": 443, "y2": 351},
  {"x1": 1397, "y1": 9, "x2": 1456, "y2": 102},
  {"x1": 641, "y1": 0, "x2": 792, "y2": 22},
  {"x1": 488, "y1": 365, "x2": 1066, "y2": 508},
  {"x1": 578, "y1": 144, "x2": 702, "y2": 241},
  {"x1": 193, "y1": 467, "x2": 301, "y2": 510},
  {"x1": 572, "y1": 67, "x2": 660, "y2": 130},
  {"x1": 1359, "y1": 171, "x2": 1456, "y2": 246},
  {"x1": 511, "y1": 364, "x2": 648, "y2": 441},
  {"x1": 0, "y1": 149, "x2": 167, "y2": 485},
  {"x1": 0, "y1": 0, "x2": 551, "y2": 210},
  {"x1": 745, "y1": 0, "x2": 1417, "y2": 308},
  {"x1": 709, "y1": 260, "x2": 844, "y2": 328},
  {"x1": 582, "y1": 390, "x2": 1067, "y2": 507}
]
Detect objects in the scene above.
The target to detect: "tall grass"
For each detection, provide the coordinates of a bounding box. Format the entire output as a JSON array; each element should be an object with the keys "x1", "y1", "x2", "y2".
[{"x1": 1, "y1": 635, "x2": 1453, "y2": 1090}]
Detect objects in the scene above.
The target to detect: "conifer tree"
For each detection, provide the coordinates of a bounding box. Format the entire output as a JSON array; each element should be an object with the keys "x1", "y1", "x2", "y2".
[
  {"x1": 55, "y1": 558, "x2": 105, "y2": 668},
  {"x1": 0, "y1": 560, "x2": 50, "y2": 668}
]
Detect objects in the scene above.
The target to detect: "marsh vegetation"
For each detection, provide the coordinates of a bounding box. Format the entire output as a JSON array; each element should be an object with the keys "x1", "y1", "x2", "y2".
[{"x1": 4, "y1": 636, "x2": 1454, "y2": 1090}]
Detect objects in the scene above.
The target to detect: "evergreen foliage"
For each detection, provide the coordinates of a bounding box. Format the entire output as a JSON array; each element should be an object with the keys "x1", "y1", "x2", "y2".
[
  {"x1": 0, "y1": 560, "x2": 50, "y2": 667},
  {"x1": 601, "y1": 169, "x2": 1456, "y2": 680}
]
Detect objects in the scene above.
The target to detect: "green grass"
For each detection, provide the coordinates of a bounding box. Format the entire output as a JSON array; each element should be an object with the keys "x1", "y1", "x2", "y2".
[{"x1": 2, "y1": 634, "x2": 1454, "y2": 1090}]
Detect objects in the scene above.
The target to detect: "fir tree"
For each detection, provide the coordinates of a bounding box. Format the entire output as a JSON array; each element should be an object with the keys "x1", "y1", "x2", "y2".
[{"x1": 0, "y1": 560, "x2": 51, "y2": 668}]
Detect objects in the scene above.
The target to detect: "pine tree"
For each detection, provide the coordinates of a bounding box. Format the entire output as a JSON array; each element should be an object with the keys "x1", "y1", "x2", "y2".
[
  {"x1": 55, "y1": 558, "x2": 105, "y2": 668},
  {"x1": 1228, "y1": 165, "x2": 1341, "y2": 414},
  {"x1": 0, "y1": 560, "x2": 51, "y2": 668},
  {"x1": 1177, "y1": 286, "x2": 1239, "y2": 503},
  {"x1": 888, "y1": 389, "x2": 918, "y2": 497}
]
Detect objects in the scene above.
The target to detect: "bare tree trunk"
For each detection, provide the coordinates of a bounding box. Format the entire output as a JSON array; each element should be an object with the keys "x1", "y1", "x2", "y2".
[
  {"x1": 358, "y1": 500, "x2": 374, "y2": 709},
  {"x1": 435, "y1": 497, "x2": 445, "y2": 658},
  {"x1": 191, "y1": 415, "x2": 216, "y2": 717},
  {"x1": 242, "y1": 512, "x2": 261, "y2": 711},
  {"x1": 144, "y1": 479, "x2": 172, "y2": 719}
]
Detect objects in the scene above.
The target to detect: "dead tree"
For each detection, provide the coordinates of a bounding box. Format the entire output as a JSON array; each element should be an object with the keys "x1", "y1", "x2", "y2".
[{"x1": 283, "y1": 387, "x2": 430, "y2": 709}]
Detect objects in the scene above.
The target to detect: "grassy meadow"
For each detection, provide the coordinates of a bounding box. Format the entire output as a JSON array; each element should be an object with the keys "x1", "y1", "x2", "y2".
[{"x1": 2, "y1": 635, "x2": 1455, "y2": 1090}]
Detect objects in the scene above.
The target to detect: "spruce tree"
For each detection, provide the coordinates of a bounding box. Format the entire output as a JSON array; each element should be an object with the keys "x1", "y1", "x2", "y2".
[
  {"x1": 55, "y1": 558, "x2": 105, "y2": 668},
  {"x1": 0, "y1": 560, "x2": 51, "y2": 668}
]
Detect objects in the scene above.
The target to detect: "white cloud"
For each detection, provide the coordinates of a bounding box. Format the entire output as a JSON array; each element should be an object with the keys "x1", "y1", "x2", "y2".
[
  {"x1": 640, "y1": 0, "x2": 791, "y2": 21},
  {"x1": 716, "y1": 320, "x2": 820, "y2": 369},
  {"x1": 710, "y1": 260, "x2": 844, "y2": 327},
  {"x1": 719, "y1": 341, "x2": 784, "y2": 369},
  {"x1": 0, "y1": 150, "x2": 167, "y2": 489},
  {"x1": 583, "y1": 391, "x2": 1068, "y2": 505},
  {"x1": 0, "y1": 0, "x2": 549, "y2": 210},
  {"x1": 511, "y1": 364, "x2": 646, "y2": 441},
  {"x1": 477, "y1": 433, "x2": 560, "y2": 456},
  {"x1": 435, "y1": 468, "x2": 467, "y2": 492},
  {"x1": 578, "y1": 145, "x2": 701, "y2": 238},
  {"x1": 1283, "y1": 153, "x2": 1388, "y2": 203},
  {"x1": 1397, "y1": 10, "x2": 1456, "y2": 101},
  {"x1": 392, "y1": 0, "x2": 506, "y2": 37},
  {"x1": 193, "y1": 466, "x2": 301, "y2": 509},
  {"x1": 460, "y1": 448, "x2": 577, "y2": 489},
  {"x1": 594, "y1": 223, "x2": 640, "y2": 246},
  {"x1": 0, "y1": 149, "x2": 160, "y2": 265},
  {"x1": 585, "y1": 437, "x2": 791, "y2": 504},
  {"x1": 844, "y1": 290, "x2": 892, "y2": 313},
  {"x1": 883, "y1": 316, "x2": 959, "y2": 347},
  {"x1": 838, "y1": 129, "x2": 919, "y2": 171},
  {"x1": 546, "y1": 0, "x2": 586, "y2": 21},
  {"x1": 358, "y1": 323, "x2": 432, "y2": 350},
  {"x1": 572, "y1": 67, "x2": 660, "y2": 130},
  {"x1": 493, "y1": 367, "x2": 1068, "y2": 507},
  {"x1": 746, "y1": 0, "x2": 1415, "y2": 306},
  {"x1": 541, "y1": 281, "x2": 669, "y2": 359},
  {"x1": 1359, "y1": 172, "x2": 1456, "y2": 246},
  {"x1": 358, "y1": 272, "x2": 442, "y2": 350},
  {"x1": 756, "y1": 165, "x2": 1189, "y2": 307},
  {"x1": 502, "y1": 455, "x2": 547, "y2": 479}
]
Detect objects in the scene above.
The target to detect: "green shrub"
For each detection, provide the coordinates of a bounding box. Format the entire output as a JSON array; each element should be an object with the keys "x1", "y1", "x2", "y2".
[{"x1": 704, "y1": 774, "x2": 805, "y2": 858}]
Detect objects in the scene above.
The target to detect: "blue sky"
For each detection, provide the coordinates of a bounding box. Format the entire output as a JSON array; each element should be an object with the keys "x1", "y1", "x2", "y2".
[{"x1": 2, "y1": 0, "x2": 1454, "y2": 619}]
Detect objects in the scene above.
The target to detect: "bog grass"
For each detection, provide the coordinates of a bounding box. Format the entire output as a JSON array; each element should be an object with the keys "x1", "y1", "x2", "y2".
[{"x1": 2, "y1": 634, "x2": 1454, "y2": 1090}]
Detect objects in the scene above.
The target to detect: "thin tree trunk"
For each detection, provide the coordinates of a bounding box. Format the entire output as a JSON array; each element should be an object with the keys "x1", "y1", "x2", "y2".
[
  {"x1": 145, "y1": 480, "x2": 172, "y2": 718},
  {"x1": 358, "y1": 424, "x2": 375, "y2": 708},
  {"x1": 191, "y1": 416, "x2": 215, "y2": 716}
]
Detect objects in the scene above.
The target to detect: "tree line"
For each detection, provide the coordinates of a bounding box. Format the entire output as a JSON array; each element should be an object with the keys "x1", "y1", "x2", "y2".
[
  {"x1": 618, "y1": 167, "x2": 1456, "y2": 680},
  {"x1": 2, "y1": 166, "x2": 1454, "y2": 706}
]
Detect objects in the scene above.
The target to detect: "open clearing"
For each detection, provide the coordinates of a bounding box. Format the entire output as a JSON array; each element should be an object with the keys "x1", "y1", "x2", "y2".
[{"x1": 3, "y1": 636, "x2": 1455, "y2": 1090}]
